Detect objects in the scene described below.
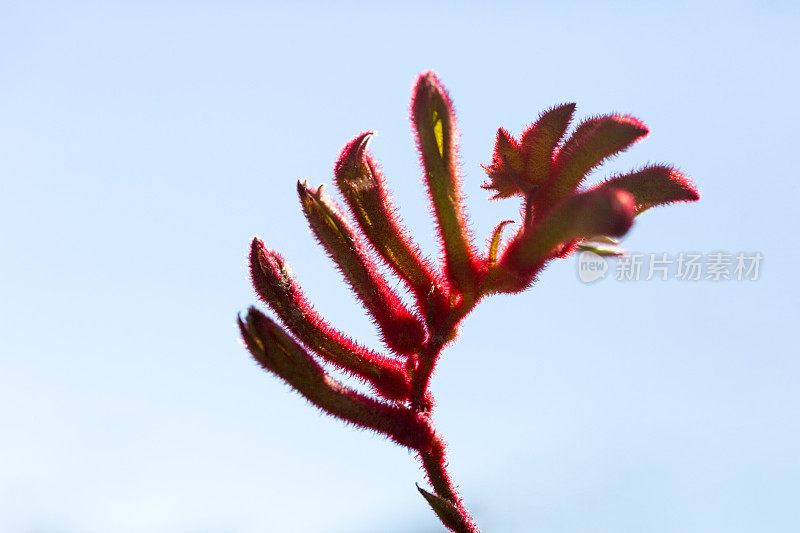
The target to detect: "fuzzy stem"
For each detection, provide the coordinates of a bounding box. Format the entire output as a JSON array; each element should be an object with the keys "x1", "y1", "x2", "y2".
[
  {"x1": 420, "y1": 436, "x2": 459, "y2": 503},
  {"x1": 411, "y1": 300, "x2": 481, "y2": 532},
  {"x1": 417, "y1": 429, "x2": 478, "y2": 531},
  {"x1": 410, "y1": 297, "x2": 477, "y2": 411}
]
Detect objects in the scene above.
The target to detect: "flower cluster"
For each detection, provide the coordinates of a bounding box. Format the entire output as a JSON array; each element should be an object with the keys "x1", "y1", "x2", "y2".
[{"x1": 238, "y1": 71, "x2": 699, "y2": 531}]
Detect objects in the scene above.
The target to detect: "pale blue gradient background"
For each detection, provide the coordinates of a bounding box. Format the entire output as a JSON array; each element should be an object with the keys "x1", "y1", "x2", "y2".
[{"x1": 1, "y1": 2, "x2": 798, "y2": 531}]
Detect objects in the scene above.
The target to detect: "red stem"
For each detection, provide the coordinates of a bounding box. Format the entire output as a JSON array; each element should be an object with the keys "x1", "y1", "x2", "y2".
[
  {"x1": 410, "y1": 297, "x2": 477, "y2": 410},
  {"x1": 411, "y1": 298, "x2": 481, "y2": 531}
]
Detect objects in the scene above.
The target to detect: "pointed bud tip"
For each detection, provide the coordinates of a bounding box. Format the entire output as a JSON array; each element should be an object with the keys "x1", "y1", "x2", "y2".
[
  {"x1": 335, "y1": 131, "x2": 375, "y2": 178},
  {"x1": 249, "y1": 236, "x2": 284, "y2": 281},
  {"x1": 238, "y1": 307, "x2": 266, "y2": 352},
  {"x1": 297, "y1": 179, "x2": 324, "y2": 199},
  {"x1": 416, "y1": 483, "x2": 473, "y2": 531},
  {"x1": 250, "y1": 235, "x2": 265, "y2": 253},
  {"x1": 411, "y1": 70, "x2": 451, "y2": 111},
  {"x1": 349, "y1": 131, "x2": 374, "y2": 153},
  {"x1": 540, "y1": 102, "x2": 577, "y2": 120},
  {"x1": 671, "y1": 169, "x2": 701, "y2": 201},
  {"x1": 297, "y1": 183, "x2": 314, "y2": 211},
  {"x1": 496, "y1": 127, "x2": 515, "y2": 143},
  {"x1": 244, "y1": 304, "x2": 260, "y2": 320},
  {"x1": 613, "y1": 114, "x2": 650, "y2": 137},
  {"x1": 416, "y1": 69, "x2": 440, "y2": 87},
  {"x1": 249, "y1": 238, "x2": 266, "y2": 274}
]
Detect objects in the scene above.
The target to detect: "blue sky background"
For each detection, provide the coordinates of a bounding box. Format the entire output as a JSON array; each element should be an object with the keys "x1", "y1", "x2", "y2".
[{"x1": 1, "y1": 1, "x2": 798, "y2": 531}]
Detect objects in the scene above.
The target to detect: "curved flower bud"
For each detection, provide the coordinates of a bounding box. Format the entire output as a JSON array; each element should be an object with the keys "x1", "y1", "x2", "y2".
[
  {"x1": 238, "y1": 308, "x2": 434, "y2": 450},
  {"x1": 250, "y1": 237, "x2": 411, "y2": 400},
  {"x1": 334, "y1": 132, "x2": 448, "y2": 315}
]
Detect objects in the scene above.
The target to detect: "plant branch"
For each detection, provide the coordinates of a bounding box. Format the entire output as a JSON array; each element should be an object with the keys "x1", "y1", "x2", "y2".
[
  {"x1": 418, "y1": 430, "x2": 478, "y2": 531},
  {"x1": 410, "y1": 297, "x2": 477, "y2": 412},
  {"x1": 240, "y1": 70, "x2": 700, "y2": 532},
  {"x1": 411, "y1": 298, "x2": 481, "y2": 531}
]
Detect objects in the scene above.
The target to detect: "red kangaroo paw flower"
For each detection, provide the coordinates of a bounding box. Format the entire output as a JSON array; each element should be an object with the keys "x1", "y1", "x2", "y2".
[
  {"x1": 240, "y1": 70, "x2": 700, "y2": 532},
  {"x1": 297, "y1": 180, "x2": 426, "y2": 355},
  {"x1": 249, "y1": 237, "x2": 411, "y2": 400},
  {"x1": 334, "y1": 132, "x2": 449, "y2": 317},
  {"x1": 238, "y1": 308, "x2": 434, "y2": 450},
  {"x1": 411, "y1": 71, "x2": 481, "y2": 297}
]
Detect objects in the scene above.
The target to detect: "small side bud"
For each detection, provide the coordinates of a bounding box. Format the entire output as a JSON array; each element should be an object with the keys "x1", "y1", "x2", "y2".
[
  {"x1": 250, "y1": 237, "x2": 411, "y2": 400},
  {"x1": 487, "y1": 219, "x2": 515, "y2": 267},
  {"x1": 334, "y1": 132, "x2": 448, "y2": 311}
]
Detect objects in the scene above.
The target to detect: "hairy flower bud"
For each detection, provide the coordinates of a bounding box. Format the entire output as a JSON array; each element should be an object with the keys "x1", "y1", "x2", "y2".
[
  {"x1": 411, "y1": 71, "x2": 481, "y2": 297},
  {"x1": 298, "y1": 181, "x2": 426, "y2": 355},
  {"x1": 334, "y1": 132, "x2": 448, "y2": 315},
  {"x1": 249, "y1": 237, "x2": 411, "y2": 400},
  {"x1": 239, "y1": 308, "x2": 434, "y2": 450}
]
